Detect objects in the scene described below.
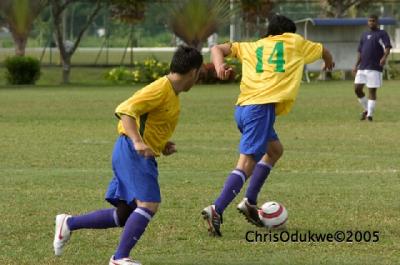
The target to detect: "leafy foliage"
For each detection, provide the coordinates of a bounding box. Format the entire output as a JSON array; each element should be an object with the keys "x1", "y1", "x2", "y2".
[
  {"x1": 0, "y1": 0, "x2": 47, "y2": 55},
  {"x1": 105, "y1": 58, "x2": 169, "y2": 84},
  {"x1": 4, "y1": 56, "x2": 41, "y2": 85},
  {"x1": 109, "y1": 0, "x2": 146, "y2": 24},
  {"x1": 167, "y1": 0, "x2": 233, "y2": 50},
  {"x1": 320, "y1": 0, "x2": 373, "y2": 18}
]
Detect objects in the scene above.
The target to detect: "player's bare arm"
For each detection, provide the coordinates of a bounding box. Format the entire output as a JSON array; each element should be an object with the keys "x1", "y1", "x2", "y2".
[
  {"x1": 380, "y1": 47, "x2": 391, "y2": 66},
  {"x1": 121, "y1": 114, "x2": 155, "y2": 157},
  {"x1": 162, "y1": 141, "x2": 177, "y2": 156},
  {"x1": 322, "y1": 46, "x2": 335, "y2": 71},
  {"x1": 211, "y1": 43, "x2": 233, "y2": 80},
  {"x1": 353, "y1": 52, "x2": 361, "y2": 75}
]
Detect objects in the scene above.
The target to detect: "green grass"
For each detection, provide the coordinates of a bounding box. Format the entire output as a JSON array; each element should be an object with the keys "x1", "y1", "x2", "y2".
[{"x1": 0, "y1": 80, "x2": 399, "y2": 264}]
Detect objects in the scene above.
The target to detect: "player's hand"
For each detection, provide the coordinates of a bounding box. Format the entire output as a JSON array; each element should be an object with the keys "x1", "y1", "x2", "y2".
[
  {"x1": 215, "y1": 63, "x2": 233, "y2": 80},
  {"x1": 322, "y1": 61, "x2": 335, "y2": 71},
  {"x1": 352, "y1": 67, "x2": 358, "y2": 76},
  {"x1": 379, "y1": 58, "x2": 386, "y2": 66},
  {"x1": 162, "y1": 141, "x2": 177, "y2": 156},
  {"x1": 133, "y1": 141, "x2": 155, "y2": 158}
]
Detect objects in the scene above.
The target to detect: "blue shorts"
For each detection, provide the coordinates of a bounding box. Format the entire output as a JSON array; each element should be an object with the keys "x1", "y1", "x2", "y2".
[
  {"x1": 235, "y1": 104, "x2": 279, "y2": 162},
  {"x1": 105, "y1": 135, "x2": 161, "y2": 206}
]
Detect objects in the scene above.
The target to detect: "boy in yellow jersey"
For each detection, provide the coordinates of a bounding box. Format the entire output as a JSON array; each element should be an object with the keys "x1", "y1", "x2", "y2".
[
  {"x1": 53, "y1": 46, "x2": 203, "y2": 265},
  {"x1": 202, "y1": 15, "x2": 334, "y2": 236}
]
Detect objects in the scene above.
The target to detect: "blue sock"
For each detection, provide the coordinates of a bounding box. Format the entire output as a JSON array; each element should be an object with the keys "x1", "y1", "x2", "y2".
[
  {"x1": 114, "y1": 207, "x2": 154, "y2": 260},
  {"x1": 214, "y1": 169, "x2": 247, "y2": 215},
  {"x1": 246, "y1": 161, "x2": 272, "y2": 205},
  {"x1": 67, "y1": 208, "x2": 118, "y2": 231}
]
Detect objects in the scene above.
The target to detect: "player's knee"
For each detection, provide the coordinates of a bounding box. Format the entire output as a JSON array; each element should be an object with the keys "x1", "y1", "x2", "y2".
[
  {"x1": 354, "y1": 86, "x2": 364, "y2": 97},
  {"x1": 237, "y1": 154, "x2": 256, "y2": 177},
  {"x1": 268, "y1": 141, "x2": 283, "y2": 160},
  {"x1": 116, "y1": 202, "x2": 134, "y2": 227},
  {"x1": 136, "y1": 200, "x2": 160, "y2": 214}
]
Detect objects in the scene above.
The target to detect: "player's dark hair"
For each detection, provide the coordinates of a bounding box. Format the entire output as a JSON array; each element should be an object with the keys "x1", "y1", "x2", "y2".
[
  {"x1": 266, "y1": 15, "x2": 297, "y2": 37},
  {"x1": 170, "y1": 45, "x2": 203, "y2": 74},
  {"x1": 369, "y1": 14, "x2": 379, "y2": 21}
]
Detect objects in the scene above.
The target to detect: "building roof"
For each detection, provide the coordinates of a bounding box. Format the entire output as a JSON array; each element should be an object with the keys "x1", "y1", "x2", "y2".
[{"x1": 296, "y1": 17, "x2": 397, "y2": 26}]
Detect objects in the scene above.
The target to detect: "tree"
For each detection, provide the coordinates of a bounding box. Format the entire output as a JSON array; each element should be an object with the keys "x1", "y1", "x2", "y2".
[
  {"x1": 320, "y1": 0, "x2": 373, "y2": 18},
  {"x1": 0, "y1": 0, "x2": 47, "y2": 56},
  {"x1": 240, "y1": 0, "x2": 275, "y2": 38},
  {"x1": 49, "y1": 0, "x2": 148, "y2": 84},
  {"x1": 49, "y1": 0, "x2": 104, "y2": 84},
  {"x1": 109, "y1": 0, "x2": 146, "y2": 24},
  {"x1": 167, "y1": 0, "x2": 232, "y2": 51}
]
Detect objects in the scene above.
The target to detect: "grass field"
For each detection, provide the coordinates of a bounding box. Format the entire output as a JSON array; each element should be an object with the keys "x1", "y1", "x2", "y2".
[{"x1": 0, "y1": 80, "x2": 399, "y2": 264}]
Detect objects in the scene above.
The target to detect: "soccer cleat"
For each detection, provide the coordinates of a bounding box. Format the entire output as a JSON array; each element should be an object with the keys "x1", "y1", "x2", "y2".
[
  {"x1": 237, "y1": 198, "x2": 264, "y2": 227},
  {"x1": 109, "y1": 256, "x2": 142, "y2": 265},
  {"x1": 367, "y1": 116, "x2": 373, "y2": 122},
  {"x1": 360, "y1": 111, "x2": 367, "y2": 120},
  {"x1": 201, "y1": 205, "x2": 222, "y2": 237},
  {"x1": 53, "y1": 214, "x2": 72, "y2": 256}
]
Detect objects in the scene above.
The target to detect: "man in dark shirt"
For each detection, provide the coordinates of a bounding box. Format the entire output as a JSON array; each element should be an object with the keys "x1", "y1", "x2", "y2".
[{"x1": 353, "y1": 15, "x2": 392, "y2": 121}]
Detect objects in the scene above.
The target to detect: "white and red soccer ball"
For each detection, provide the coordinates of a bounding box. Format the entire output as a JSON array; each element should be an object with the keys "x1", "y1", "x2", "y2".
[{"x1": 258, "y1": 201, "x2": 288, "y2": 228}]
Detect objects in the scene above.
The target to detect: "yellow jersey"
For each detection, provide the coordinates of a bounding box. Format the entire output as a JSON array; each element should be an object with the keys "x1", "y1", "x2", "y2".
[
  {"x1": 115, "y1": 76, "x2": 180, "y2": 156},
  {"x1": 230, "y1": 33, "x2": 323, "y2": 115}
]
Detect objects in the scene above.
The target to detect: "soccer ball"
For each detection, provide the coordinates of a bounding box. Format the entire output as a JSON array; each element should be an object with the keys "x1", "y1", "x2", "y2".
[{"x1": 258, "y1": 201, "x2": 288, "y2": 229}]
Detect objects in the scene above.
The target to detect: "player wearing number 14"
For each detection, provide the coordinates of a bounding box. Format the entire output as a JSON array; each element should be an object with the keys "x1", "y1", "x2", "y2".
[{"x1": 202, "y1": 15, "x2": 335, "y2": 236}]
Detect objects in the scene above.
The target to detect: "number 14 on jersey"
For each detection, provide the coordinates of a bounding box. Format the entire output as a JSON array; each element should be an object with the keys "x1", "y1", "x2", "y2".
[{"x1": 256, "y1": 42, "x2": 285, "y2": 73}]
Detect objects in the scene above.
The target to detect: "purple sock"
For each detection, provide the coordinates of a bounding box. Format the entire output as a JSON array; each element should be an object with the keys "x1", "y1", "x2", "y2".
[
  {"x1": 114, "y1": 207, "x2": 154, "y2": 260},
  {"x1": 246, "y1": 161, "x2": 272, "y2": 205},
  {"x1": 67, "y1": 208, "x2": 118, "y2": 231},
  {"x1": 214, "y1": 169, "x2": 247, "y2": 214}
]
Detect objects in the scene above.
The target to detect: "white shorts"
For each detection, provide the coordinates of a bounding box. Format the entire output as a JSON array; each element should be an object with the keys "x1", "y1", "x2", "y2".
[{"x1": 354, "y1": 70, "x2": 382, "y2": 88}]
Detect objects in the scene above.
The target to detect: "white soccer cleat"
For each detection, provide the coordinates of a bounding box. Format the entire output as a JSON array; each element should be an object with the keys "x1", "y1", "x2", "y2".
[
  {"x1": 109, "y1": 256, "x2": 142, "y2": 265},
  {"x1": 53, "y1": 214, "x2": 72, "y2": 256},
  {"x1": 237, "y1": 198, "x2": 264, "y2": 227}
]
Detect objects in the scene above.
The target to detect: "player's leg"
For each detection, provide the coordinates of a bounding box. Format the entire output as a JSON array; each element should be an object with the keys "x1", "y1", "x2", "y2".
[
  {"x1": 202, "y1": 154, "x2": 255, "y2": 236},
  {"x1": 245, "y1": 139, "x2": 283, "y2": 206},
  {"x1": 238, "y1": 107, "x2": 279, "y2": 227},
  {"x1": 214, "y1": 153, "x2": 256, "y2": 214},
  {"x1": 354, "y1": 70, "x2": 368, "y2": 120},
  {"x1": 365, "y1": 70, "x2": 381, "y2": 121},
  {"x1": 53, "y1": 202, "x2": 135, "y2": 256},
  {"x1": 203, "y1": 104, "x2": 276, "y2": 234},
  {"x1": 107, "y1": 135, "x2": 160, "y2": 263},
  {"x1": 367, "y1": 87, "x2": 377, "y2": 121},
  {"x1": 213, "y1": 104, "x2": 272, "y2": 215},
  {"x1": 203, "y1": 105, "x2": 265, "y2": 236},
  {"x1": 111, "y1": 200, "x2": 158, "y2": 263}
]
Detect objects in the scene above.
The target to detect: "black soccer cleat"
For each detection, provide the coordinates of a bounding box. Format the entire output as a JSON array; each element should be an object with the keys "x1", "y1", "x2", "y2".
[{"x1": 367, "y1": 116, "x2": 373, "y2": 122}]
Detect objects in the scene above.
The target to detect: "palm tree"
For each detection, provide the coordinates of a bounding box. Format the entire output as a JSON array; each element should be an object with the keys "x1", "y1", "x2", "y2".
[
  {"x1": 167, "y1": 0, "x2": 233, "y2": 51},
  {"x1": 240, "y1": 0, "x2": 275, "y2": 38},
  {"x1": 0, "y1": 0, "x2": 47, "y2": 56}
]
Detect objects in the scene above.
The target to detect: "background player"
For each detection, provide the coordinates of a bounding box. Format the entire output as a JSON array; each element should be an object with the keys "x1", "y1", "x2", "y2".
[
  {"x1": 353, "y1": 14, "x2": 392, "y2": 121},
  {"x1": 53, "y1": 46, "x2": 203, "y2": 265},
  {"x1": 202, "y1": 15, "x2": 334, "y2": 236}
]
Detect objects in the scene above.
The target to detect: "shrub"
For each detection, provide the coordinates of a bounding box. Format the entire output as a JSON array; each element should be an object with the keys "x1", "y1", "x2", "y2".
[
  {"x1": 105, "y1": 58, "x2": 170, "y2": 84},
  {"x1": 105, "y1": 57, "x2": 243, "y2": 85},
  {"x1": 4, "y1": 56, "x2": 41, "y2": 85}
]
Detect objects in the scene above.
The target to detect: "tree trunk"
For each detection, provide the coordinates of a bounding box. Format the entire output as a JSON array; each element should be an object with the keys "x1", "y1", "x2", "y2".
[
  {"x1": 61, "y1": 53, "x2": 71, "y2": 84},
  {"x1": 11, "y1": 33, "x2": 27, "y2": 56}
]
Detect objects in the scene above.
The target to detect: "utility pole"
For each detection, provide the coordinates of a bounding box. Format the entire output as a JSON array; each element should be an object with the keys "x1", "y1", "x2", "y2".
[{"x1": 230, "y1": 0, "x2": 235, "y2": 42}]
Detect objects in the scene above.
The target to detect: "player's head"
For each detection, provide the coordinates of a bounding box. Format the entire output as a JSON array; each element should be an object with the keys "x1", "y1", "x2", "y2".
[
  {"x1": 368, "y1": 14, "x2": 379, "y2": 30},
  {"x1": 170, "y1": 45, "x2": 203, "y2": 92},
  {"x1": 266, "y1": 15, "x2": 296, "y2": 37}
]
